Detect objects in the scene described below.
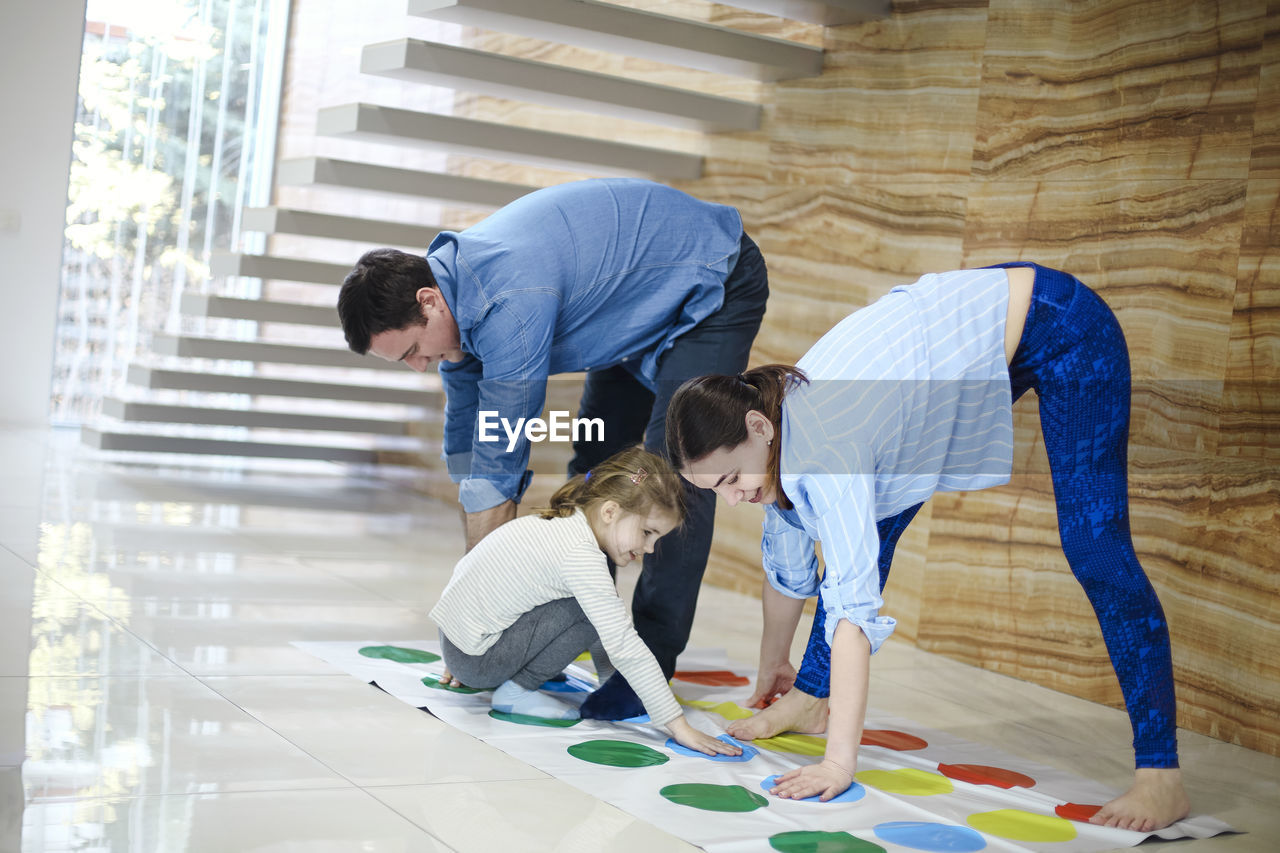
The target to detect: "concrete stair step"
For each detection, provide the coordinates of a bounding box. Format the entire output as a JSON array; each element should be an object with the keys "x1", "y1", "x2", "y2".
[
  {"x1": 210, "y1": 252, "x2": 349, "y2": 285},
  {"x1": 361, "y1": 38, "x2": 760, "y2": 132},
  {"x1": 102, "y1": 397, "x2": 417, "y2": 436},
  {"x1": 128, "y1": 365, "x2": 441, "y2": 407},
  {"x1": 277, "y1": 156, "x2": 537, "y2": 206},
  {"x1": 316, "y1": 103, "x2": 702, "y2": 179},
  {"x1": 724, "y1": 0, "x2": 889, "y2": 26},
  {"x1": 241, "y1": 207, "x2": 443, "y2": 248},
  {"x1": 181, "y1": 293, "x2": 338, "y2": 327},
  {"x1": 406, "y1": 0, "x2": 822, "y2": 81}
]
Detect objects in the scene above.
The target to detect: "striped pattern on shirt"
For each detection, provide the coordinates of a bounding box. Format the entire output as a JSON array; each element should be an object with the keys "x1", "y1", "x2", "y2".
[
  {"x1": 430, "y1": 509, "x2": 682, "y2": 725},
  {"x1": 764, "y1": 267, "x2": 1015, "y2": 652}
]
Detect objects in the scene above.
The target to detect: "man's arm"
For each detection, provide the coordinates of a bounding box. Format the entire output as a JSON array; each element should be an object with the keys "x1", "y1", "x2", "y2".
[{"x1": 463, "y1": 499, "x2": 517, "y2": 552}]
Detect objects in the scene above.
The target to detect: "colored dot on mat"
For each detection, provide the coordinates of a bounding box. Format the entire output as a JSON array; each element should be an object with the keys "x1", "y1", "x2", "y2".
[
  {"x1": 759, "y1": 776, "x2": 866, "y2": 804},
  {"x1": 659, "y1": 783, "x2": 769, "y2": 813},
  {"x1": 487, "y1": 709, "x2": 580, "y2": 728},
  {"x1": 673, "y1": 669, "x2": 751, "y2": 686},
  {"x1": 679, "y1": 697, "x2": 755, "y2": 721},
  {"x1": 937, "y1": 763, "x2": 1036, "y2": 789},
  {"x1": 855, "y1": 768, "x2": 953, "y2": 796},
  {"x1": 357, "y1": 645, "x2": 440, "y2": 664},
  {"x1": 861, "y1": 729, "x2": 928, "y2": 751},
  {"x1": 666, "y1": 735, "x2": 758, "y2": 762},
  {"x1": 420, "y1": 674, "x2": 488, "y2": 694},
  {"x1": 967, "y1": 809, "x2": 1077, "y2": 842},
  {"x1": 769, "y1": 830, "x2": 885, "y2": 852},
  {"x1": 1055, "y1": 802, "x2": 1102, "y2": 823},
  {"x1": 751, "y1": 732, "x2": 828, "y2": 756},
  {"x1": 873, "y1": 821, "x2": 986, "y2": 852},
  {"x1": 566, "y1": 739, "x2": 669, "y2": 768}
]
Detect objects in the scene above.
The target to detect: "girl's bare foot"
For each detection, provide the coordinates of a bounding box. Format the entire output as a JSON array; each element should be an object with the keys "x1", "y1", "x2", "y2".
[
  {"x1": 726, "y1": 688, "x2": 828, "y2": 740},
  {"x1": 1092, "y1": 768, "x2": 1190, "y2": 832}
]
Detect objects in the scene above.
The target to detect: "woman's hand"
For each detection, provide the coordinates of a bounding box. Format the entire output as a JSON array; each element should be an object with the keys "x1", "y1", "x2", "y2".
[
  {"x1": 667, "y1": 716, "x2": 743, "y2": 757},
  {"x1": 747, "y1": 659, "x2": 796, "y2": 709},
  {"x1": 770, "y1": 758, "x2": 854, "y2": 801}
]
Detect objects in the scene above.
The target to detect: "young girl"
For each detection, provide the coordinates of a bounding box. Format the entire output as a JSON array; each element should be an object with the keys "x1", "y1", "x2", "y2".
[
  {"x1": 429, "y1": 445, "x2": 740, "y2": 757},
  {"x1": 666, "y1": 263, "x2": 1189, "y2": 831}
]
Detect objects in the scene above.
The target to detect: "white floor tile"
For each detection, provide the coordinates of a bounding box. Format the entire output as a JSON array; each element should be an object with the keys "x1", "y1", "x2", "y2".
[
  {"x1": 13, "y1": 676, "x2": 354, "y2": 800},
  {"x1": 370, "y1": 779, "x2": 698, "y2": 853},
  {"x1": 202, "y1": 675, "x2": 547, "y2": 787},
  {"x1": 21, "y1": 788, "x2": 453, "y2": 853}
]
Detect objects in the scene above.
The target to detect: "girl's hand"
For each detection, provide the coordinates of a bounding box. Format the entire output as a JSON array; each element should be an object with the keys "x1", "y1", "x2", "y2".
[
  {"x1": 747, "y1": 660, "x2": 796, "y2": 709},
  {"x1": 668, "y1": 717, "x2": 743, "y2": 757},
  {"x1": 439, "y1": 668, "x2": 463, "y2": 688},
  {"x1": 770, "y1": 758, "x2": 853, "y2": 801}
]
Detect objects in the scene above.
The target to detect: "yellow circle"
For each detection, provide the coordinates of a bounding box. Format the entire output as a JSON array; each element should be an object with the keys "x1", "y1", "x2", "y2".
[
  {"x1": 967, "y1": 809, "x2": 1078, "y2": 842},
  {"x1": 751, "y1": 732, "x2": 828, "y2": 756},
  {"x1": 854, "y1": 768, "x2": 953, "y2": 795}
]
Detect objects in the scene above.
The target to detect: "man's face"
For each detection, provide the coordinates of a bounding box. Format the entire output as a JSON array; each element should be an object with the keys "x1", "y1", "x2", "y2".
[{"x1": 367, "y1": 288, "x2": 464, "y2": 372}]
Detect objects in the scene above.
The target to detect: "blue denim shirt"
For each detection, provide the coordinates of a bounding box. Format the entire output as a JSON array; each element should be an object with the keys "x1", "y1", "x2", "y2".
[{"x1": 429, "y1": 179, "x2": 743, "y2": 512}]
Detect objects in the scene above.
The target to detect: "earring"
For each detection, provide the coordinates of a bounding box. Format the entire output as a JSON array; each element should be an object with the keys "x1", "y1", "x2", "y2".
[{"x1": 767, "y1": 439, "x2": 772, "y2": 446}]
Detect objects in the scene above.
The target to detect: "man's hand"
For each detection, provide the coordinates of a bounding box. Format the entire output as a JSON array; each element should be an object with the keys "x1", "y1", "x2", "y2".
[{"x1": 463, "y1": 500, "x2": 517, "y2": 551}]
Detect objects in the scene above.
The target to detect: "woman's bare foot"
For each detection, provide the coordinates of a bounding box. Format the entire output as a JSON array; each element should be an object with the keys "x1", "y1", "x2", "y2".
[
  {"x1": 726, "y1": 688, "x2": 828, "y2": 740},
  {"x1": 1092, "y1": 768, "x2": 1190, "y2": 832}
]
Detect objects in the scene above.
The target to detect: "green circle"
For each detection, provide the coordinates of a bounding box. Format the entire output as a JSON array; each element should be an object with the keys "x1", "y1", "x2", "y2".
[
  {"x1": 488, "y1": 708, "x2": 580, "y2": 728},
  {"x1": 769, "y1": 831, "x2": 886, "y2": 853},
  {"x1": 659, "y1": 783, "x2": 768, "y2": 813},
  {"x1": 358, "y1": 645, "x2": 441, "y2": 664},
  {"x1": 567, "y1": 740, "x2": 670, "y2": 768},
  {"x1": 421, "y1": 674, "x2": 488, "y2": 694}
]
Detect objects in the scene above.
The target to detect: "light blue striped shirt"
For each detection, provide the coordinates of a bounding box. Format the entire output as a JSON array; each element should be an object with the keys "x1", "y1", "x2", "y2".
[{"x1": 762, "y1": 268, "x2": 1015, "y2": 652}]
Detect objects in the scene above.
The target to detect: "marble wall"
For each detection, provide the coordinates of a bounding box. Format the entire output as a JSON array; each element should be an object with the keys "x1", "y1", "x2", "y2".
[{"x1": 276, "y1": 0, "x2": 1279, "y2": 755}]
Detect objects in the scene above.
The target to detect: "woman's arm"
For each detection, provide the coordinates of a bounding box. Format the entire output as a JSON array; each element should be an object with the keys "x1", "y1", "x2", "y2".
[
  {"x1": 748, "y1": 579, "x2": 805, "y2": 707},
  {"x1": 770, "y1": 620, "x2": 870, "y2": 800}
]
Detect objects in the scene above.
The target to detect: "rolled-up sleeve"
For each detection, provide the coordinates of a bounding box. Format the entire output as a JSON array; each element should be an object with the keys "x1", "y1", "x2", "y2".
[
  {"x1": 761, "y1": 506, "x2": 820, "y2": 599},
  {"x1": 447, "y1": 294, "x2": 558, "y2": 513},
  {"x1": 805, "y1": 470, "x2": 896, "y2": 653}
]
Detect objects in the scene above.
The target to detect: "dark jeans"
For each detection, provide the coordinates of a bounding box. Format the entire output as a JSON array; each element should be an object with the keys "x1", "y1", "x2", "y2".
[{"x1": 567, "y1": 232, "x2": 769, "y2": 678}]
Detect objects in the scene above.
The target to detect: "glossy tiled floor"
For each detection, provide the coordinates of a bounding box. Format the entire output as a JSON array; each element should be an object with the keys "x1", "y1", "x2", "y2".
[{"x1": 2, "y1": 427, "x2": 1276, "y2": 852}]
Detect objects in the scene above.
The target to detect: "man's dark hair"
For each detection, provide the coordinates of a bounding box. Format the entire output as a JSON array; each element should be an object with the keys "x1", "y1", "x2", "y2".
[{"x1": 337, "y1": 248, "x2": 438, "y2": 354}]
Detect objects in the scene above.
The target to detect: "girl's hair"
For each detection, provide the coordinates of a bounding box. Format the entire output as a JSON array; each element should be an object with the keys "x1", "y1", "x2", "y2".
[
  {"x1": 665, "y1": 364, "x2": 808, "y2": 510},
  {"x1": 538, "y1": 445, "x2": 686, "y2": 524}
]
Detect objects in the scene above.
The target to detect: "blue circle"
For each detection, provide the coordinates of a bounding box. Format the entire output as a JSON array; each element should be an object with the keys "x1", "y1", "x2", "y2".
[
  {"x1": 759, "y1": 775, "x2": 866, "y2": 804},
  {"x1": 873, "y1": 822, "x2": 986, "y2": 852},
  {"x1": 665, "y1": 734, "x2": 757, "y2": 762},
  {"x1": 620, "y1": 713, "x2": 650, "y2": 723},
  {"x1": 539, "y1": 674, "x2": 593, "y2": 693}
]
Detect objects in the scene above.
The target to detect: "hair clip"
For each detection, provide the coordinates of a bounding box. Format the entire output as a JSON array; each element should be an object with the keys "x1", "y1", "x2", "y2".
[
  {"x1": 629, "y1": 467, "x2": 648, "y2": 485},
  {"x1": 584, "y1": 470, "x2": 593, "y2": 483}
]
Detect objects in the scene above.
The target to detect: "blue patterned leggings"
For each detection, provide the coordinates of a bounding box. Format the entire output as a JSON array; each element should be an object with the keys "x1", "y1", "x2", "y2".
[{"x1": 793, "y1": 263, "x2": 1178, "y2": 769}]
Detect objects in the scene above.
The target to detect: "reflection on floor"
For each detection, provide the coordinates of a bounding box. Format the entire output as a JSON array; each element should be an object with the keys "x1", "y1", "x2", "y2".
[{"x1": 2, "y1": 427, "x2": 1276, "y2": 852}]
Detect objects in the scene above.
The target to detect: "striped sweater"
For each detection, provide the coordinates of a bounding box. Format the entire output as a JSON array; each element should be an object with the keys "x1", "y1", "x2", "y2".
[{"x1": 430, "y1": 509, "x2": 682, "y2": 725}]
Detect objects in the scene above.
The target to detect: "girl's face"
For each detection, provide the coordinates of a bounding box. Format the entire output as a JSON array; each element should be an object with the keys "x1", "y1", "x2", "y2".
[
  {"x1": 590, "y1": 503, "x2": 679, "y2": 567},
  {"x1": 680, "y1": 410, "x2": 776, "y2": 507}
]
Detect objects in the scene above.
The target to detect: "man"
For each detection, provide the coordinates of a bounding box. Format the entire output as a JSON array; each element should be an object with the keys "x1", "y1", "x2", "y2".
[{"x1": 337, "y1": 178, "x2": 769, "y2": 718}]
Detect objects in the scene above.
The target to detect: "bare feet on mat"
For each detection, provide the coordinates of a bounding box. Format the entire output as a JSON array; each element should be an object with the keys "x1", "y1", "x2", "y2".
[
  {"x1": 726, "y1": 688, "x2": 828, "y2": 740},
  {"x1": 1092, "y1": 768, "x2": 1190, "y2": 832}
]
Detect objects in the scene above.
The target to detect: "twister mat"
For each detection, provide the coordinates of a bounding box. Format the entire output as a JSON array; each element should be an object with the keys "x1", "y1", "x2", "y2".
[{"x1": 295, "y1": 641, "x2": 1233, "y2": 853}]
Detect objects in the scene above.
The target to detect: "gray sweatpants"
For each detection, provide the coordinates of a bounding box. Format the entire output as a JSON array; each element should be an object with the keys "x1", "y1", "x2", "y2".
[{"x1": 439, "y1": 597, "x2": 598, "y2": 690}]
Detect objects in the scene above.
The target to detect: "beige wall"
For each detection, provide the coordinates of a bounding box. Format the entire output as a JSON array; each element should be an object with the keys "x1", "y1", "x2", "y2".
[{"x1": 279, "y1": 0, "x2": 1279, "y2": 755}]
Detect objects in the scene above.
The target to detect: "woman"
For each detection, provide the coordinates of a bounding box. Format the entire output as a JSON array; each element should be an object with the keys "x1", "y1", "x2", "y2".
[{"x1": 666, "y1": 263, "x2": 1189, "y2": 832}]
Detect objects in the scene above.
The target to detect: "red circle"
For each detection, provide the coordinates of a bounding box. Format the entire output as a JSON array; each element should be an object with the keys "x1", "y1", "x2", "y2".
[
  {"x1": 936, "y1": 763, "x2": 1036, "y2": 788},
  {"x1": 861, "y1": 729, "x2": 929, "y2": 751},
  {"x1": 1056, "y1": 802, "x2": 1103, "y2": 822},
  {"x1": 672, "y1": 669, "x2": 750, "y2": 687}
]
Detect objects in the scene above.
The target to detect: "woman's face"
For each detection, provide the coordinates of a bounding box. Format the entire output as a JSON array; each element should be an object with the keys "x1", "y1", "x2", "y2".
[{"x1": 680, "y1": 411, "x2": 776, "y2": 507}]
